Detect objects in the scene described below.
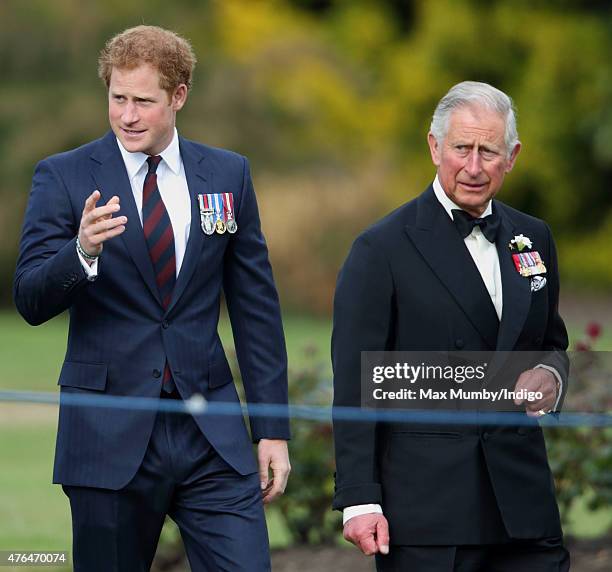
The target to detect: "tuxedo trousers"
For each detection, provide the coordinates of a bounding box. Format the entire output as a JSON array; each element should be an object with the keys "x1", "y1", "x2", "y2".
[
  {"x1": 63, "y1": 391, "x2": 270, "y2": 572},
  {"x1": 375, "y1": 537, "x2": 569, "y2": 572}
]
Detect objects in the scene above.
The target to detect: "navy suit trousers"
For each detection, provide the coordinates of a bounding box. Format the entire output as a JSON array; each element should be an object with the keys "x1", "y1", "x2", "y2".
[{"x1": 63, "y1": 396, "x2": 270, "y2": 572}]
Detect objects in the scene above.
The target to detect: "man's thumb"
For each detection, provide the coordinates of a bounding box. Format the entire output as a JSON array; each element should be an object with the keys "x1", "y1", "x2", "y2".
[{"x1": 376, "y1": 518, "x2": 390, "y2": 555}]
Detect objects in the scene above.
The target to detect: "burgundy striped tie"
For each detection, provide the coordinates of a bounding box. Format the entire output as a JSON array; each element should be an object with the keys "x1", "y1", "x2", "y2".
[{"x1": 143, "y1": 155, "x2": 176, "y2": 393}]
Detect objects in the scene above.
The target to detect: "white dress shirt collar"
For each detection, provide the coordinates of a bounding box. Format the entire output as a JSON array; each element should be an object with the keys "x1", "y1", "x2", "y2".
[
  {"x1": 432, "y1": 175, "x2": 493, "y2": 220},
  {"x1": 115, "y1": 128, "x2": 182, "y2": 179}
]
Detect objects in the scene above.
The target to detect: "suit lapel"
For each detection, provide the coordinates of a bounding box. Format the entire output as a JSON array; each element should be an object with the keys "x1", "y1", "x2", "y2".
[
  {"x1": 495, "y1": 205, "x2": 531, "y2": 350},
  {"x1": 165, "y1": 137, "x2": 208, "y2": 314},
  {"x1": 404, "y1": 187, "x2": 499, "y2": 349},
  {"x1": 89, "y1": 132, "x2": 162, "y2": 306}
]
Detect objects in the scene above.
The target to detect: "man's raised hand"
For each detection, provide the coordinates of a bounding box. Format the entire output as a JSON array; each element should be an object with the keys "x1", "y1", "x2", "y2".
[{"x1": 78, "y1": 190, "x2": 127, "y2": 258}]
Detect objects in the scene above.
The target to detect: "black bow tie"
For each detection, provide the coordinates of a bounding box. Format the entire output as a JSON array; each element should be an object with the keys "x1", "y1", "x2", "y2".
[{"x1": 451, "y1": 209, "x2": 500, "y2": 243}]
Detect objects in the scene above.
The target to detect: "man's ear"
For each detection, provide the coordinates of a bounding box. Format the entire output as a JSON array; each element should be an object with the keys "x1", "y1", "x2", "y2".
[
  {"x1": 171, "y1": 84, "x2": 188, "y2": 112},
  {"x1": 427, "y1": 132, "x2": 441, "y2": 167},
  {"x1": 505, "y1": 142, "x2": 521, "y2": 173}
]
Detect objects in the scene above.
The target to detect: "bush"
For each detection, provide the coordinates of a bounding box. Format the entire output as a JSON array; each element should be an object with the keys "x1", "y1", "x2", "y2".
[
  {"x1": 231, "y1": 344, "x2": 341, "y2": 544},
  {"x1": 546, "y1": 323, "x2": 612, "y2": 528},
  {"x1": 275, "y1": 347, "x2": 341, "y2": 544}
]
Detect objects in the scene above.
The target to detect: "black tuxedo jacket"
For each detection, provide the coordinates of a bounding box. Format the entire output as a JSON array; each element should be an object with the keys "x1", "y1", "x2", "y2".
[{"x1": 332, "y1": 185, "x2": 568, "y2": 545}]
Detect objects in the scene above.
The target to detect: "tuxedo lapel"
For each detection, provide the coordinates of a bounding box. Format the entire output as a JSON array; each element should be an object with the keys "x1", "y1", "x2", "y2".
[
  {"x1": 405, "y1": 188, "x2": 499, "y2": 349},
  {"x1": 495, "y1": 205, "x2": 531, "y2": 350},
  {"x1": 89, "y1": 132, "x2": 162, "y2": 306},
  {"x1": 165, "y1": 138, "x2": 208, "y2": 314}
]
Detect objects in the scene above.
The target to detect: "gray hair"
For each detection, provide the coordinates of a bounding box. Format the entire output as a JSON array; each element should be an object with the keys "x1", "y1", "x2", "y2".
[{"x1": 430, "y1": 81, "x2": 519, "y2": 157}]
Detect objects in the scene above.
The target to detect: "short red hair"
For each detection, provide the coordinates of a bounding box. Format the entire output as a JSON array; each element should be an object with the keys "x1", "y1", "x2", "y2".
[{"x1": 98, "y1": 25, "x2": 196, "y2": 94}]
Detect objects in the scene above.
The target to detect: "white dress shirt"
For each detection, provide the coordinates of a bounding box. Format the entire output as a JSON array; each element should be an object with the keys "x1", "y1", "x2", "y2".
[
  {"x1": 78, "y1": 128, "x2": 191, "y2": 278},
  {"x1": 432, "y1": 175, "x2": 503, "y2": 320},
  {"x1": 343, "y1": 176, "x2": 561, "y2": 525}
]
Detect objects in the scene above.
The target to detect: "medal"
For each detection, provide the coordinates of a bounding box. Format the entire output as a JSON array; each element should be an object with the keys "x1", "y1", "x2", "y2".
[
  {"x1": 223, "y1": 192, "x2": 238, "y2": 234},
  {"x1": 512, "y1": 251, "x2": 547, "y2": 277},
  {"x1": 213, "y1": 193, "x2": 226, "y2": 234},
  {"x1": 198, "y1": 194, "x2": 215, "y2": 235}
]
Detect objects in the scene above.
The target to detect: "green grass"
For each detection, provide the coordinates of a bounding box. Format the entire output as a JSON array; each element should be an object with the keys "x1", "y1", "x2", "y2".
[
  {"x1": 567, "y1": 492, "x2": 612, "y2": 538},
  {"x1": 0, "y1": 308, "x2": 610, "y2": 563},
  {"x1": 0, "y1": 425, "x2": 68, "y2": 546},
  {"x1": 0, "y1": 422, "x2": 71, "y2": 572},
  {"x1": 0, "y1": 312, "x2": 68, "y2": 393},
  {"x1": 218, "y1": 311, "x2": 332, "y2": 374}
]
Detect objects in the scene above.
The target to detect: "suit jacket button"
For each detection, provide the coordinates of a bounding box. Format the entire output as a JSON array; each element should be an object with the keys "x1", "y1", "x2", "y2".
[
  {"x1": 455, "y1": 339, "x2": 465, "y2": 349},
  {"x1": 162, "y1": 320, "x2": 169, "y2": 329},
  {"x1": 153, "y1": 369, "x2": 161, "y2": 378},
  {"x1": 482, "y1": 431, "x2": 490, "y2": 441}
]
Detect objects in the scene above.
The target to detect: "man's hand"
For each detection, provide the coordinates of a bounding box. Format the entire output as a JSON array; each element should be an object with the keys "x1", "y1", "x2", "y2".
[
  {"x1": 514, "y1": 368, "x2": 558, "y2": 416},
  {"x1": 257, "y1": 439, "x2": 290, "y2": 504},
  {"x1": 343, "y1": 513, "x2": 389, "y2": 556},
  {"x1": 78, "y1": 190, "x2": 127, "y2": 258}
]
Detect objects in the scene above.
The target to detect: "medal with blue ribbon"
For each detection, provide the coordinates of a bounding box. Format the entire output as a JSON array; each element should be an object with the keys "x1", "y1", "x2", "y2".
[{"x1": 213, "y1": 193, "x2": 226, "y2": 234}]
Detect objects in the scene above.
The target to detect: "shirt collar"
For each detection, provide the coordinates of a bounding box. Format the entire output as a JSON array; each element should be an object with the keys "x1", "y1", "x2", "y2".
[
  {"x1": 115, "y1": 128, "x2": 182, "y2": 180},
  {"x1": 432, "y1": 174, "x2": 492, "y2": 220}
]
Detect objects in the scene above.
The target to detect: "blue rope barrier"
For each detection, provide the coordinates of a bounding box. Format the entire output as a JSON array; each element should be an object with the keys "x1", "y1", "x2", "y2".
[{"x1": 0, "y1": 390, "x2": 610, "y2": 427}]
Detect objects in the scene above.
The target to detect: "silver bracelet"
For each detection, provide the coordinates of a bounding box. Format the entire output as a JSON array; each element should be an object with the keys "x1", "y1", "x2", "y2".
[{"x1": 76, "y1": 237, "x2": 98, "y2": 261}]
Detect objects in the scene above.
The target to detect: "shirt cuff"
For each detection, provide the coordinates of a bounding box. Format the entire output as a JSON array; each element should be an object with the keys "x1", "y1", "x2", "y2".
[
  {"x1": 343, "y1": 504, "x2": 383, "y2": 525},
  {"x1": 535, "y1": 364, "x2": 563, "y2": 411},
  {"x1": 77, "y1": 248, "x2": 99, "y2": 281}
]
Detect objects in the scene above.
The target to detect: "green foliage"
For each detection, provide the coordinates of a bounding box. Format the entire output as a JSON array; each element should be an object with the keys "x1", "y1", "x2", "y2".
[
  {"x1": 547, "y1": 426, "x2": 612, "y2": 526},
  {"x1": 229, "y1": 344, "x2": 341, "y2": 544},
  {"x1": 2, "y1": 0, "x2": 612, "y2": 313},
  {"x1": 546, "y1": 326, "x2": 612, "y2": 529},
  {"x1": 275, "y1": 349, "x2": 341, "y2": 544}
]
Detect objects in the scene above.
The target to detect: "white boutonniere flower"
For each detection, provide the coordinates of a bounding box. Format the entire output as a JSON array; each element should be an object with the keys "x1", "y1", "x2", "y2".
[{"x1": 509, "y1": 234, "x2": 533, "y2": 252}]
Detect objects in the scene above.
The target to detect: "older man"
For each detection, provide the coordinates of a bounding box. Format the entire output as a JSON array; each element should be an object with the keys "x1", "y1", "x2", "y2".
[
  {"x1": 15, "y1": 25, "x2": 290, "y2": 571},
  {"x1": 332, "y1": 81, "x2": 569, "y2": 571}
]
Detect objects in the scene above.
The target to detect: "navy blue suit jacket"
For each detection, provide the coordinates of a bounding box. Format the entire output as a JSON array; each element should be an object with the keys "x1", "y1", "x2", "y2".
[{"x1": 14, "y1": 131, "x2": 290, "y2": 489}]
